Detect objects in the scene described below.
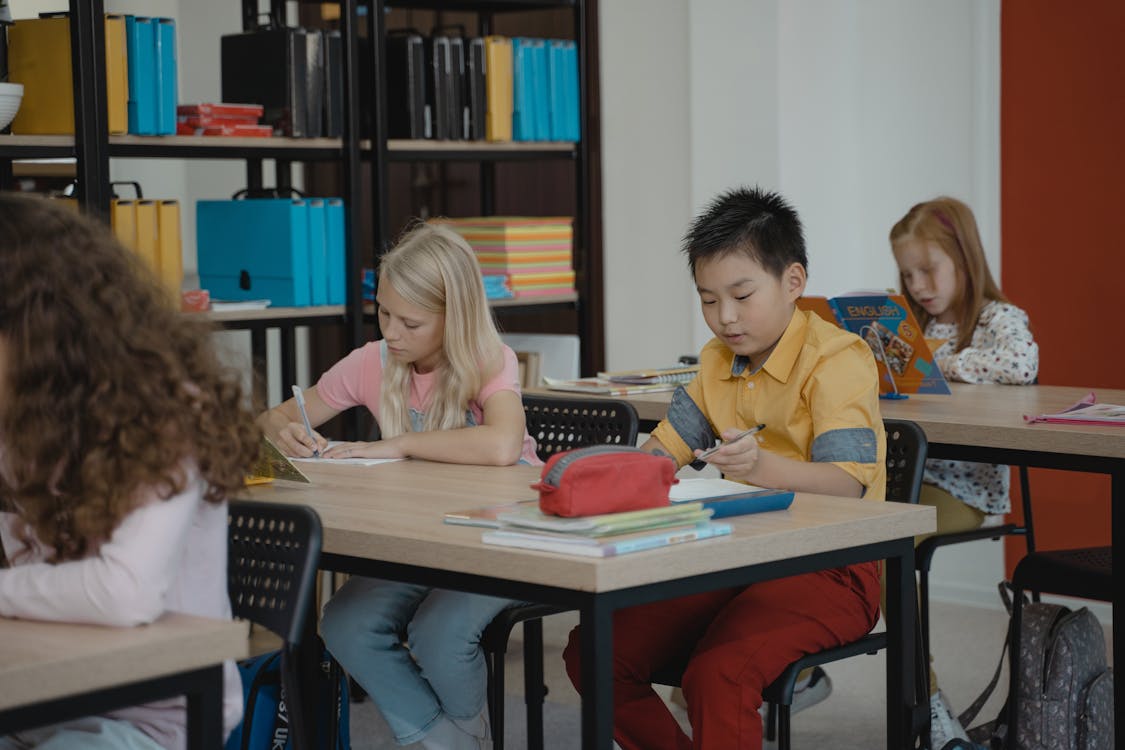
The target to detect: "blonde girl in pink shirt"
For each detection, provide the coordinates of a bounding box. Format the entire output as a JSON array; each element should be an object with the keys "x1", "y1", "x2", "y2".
[
  {"x1": 0, "y1": 194, "x2": 259, "y2": 750},
  {"x1": 258, "y1": 221, "x2": 538, "y2": 749}
]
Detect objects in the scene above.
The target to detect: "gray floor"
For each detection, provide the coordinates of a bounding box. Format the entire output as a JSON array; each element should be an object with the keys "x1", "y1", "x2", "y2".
[{"x1": 346, "y1": 597, "x2": 1112, "y2": 749}]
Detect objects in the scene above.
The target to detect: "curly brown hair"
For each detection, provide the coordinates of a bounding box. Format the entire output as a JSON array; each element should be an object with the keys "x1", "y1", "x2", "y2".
[{"x1": 0, "y1": 193, "x2": 260, "y2": 562}]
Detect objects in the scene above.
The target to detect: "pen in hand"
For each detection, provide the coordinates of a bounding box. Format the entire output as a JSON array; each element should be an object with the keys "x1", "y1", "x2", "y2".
[
  {"x1": 291, "y1": 384, "x2": 321, "y2": 458},
  {"x1": 697, "y1": 423, "x2": 766, "y2": 461}
]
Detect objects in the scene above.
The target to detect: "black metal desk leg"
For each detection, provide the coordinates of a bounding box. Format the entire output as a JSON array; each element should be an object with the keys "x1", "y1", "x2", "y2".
[
  {"x1": 185, "y1": 664, "x2": 225, "y2": 750},
  {"x1": 580, "y1": 597, "x2": 614, "y2": 750},
  {"x1": 885, "y1": 541, "x2": 923, "y2": 749}
]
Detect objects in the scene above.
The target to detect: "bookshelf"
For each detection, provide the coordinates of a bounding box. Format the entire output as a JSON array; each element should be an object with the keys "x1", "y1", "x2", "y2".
[{"x1": 0, "y1": 0, "x2": 604, "y2": 417}]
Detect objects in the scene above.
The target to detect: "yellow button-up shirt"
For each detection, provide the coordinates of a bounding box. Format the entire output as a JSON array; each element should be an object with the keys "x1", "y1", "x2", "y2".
[{"x1": 652, "y1": 308, "x2": 886, "y2": 499}]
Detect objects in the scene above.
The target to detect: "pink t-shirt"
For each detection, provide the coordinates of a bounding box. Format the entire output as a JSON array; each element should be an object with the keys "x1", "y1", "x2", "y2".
[{"x1": 317, "y1": 340, "x2": 541, "y2": 464}]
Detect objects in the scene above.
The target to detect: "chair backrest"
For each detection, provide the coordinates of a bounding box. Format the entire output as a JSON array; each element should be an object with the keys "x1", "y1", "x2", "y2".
[
  {"x1": 882, "y1": 418, "x2": 927, "y2": 504},
  {"x1": 523, "y1": 394, "x2": 640, "y2": 461},
  {"x1": 228, "y1": 500, "x2": 322, "y2": 646}
]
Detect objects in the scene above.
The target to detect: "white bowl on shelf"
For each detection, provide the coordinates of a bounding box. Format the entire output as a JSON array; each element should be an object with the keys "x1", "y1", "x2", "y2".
[{"x1": 0, "y1": 82, "x2": 24, "y2": 131}]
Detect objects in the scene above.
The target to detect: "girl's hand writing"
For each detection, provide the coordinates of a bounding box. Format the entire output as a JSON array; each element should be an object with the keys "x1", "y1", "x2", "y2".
[
  {"x1": 695, "y1": 427, "x2": 761, "y2": 483},
  {"x1": 322, "y1": 439, "x2": 407, "y2": 460},
  {"x1": 277, "y1": 421, "x2": 329, "y2": 458}
]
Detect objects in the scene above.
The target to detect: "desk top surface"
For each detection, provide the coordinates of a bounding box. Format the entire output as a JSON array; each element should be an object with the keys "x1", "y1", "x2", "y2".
[
  {"x1": 529, "y1": 384, "x2": 1125, "y2": 459},
  {"x1": 0, "y1": 613, "x2": 248, "y2": 711},
  {"x1": 247, "y1": 461, "x2": 933, "y2": 593}
]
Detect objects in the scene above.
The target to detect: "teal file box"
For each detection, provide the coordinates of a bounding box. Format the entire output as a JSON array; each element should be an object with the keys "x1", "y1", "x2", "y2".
[
  {"x1": 306, "y1": 199, "x2": 328, "y2": 306},
  {"x1": 196, "y1": 199, "x2": 312, "y2": 307},
  {"x1": 325, "y1": 199, "x2": 346, "y2": 305}
]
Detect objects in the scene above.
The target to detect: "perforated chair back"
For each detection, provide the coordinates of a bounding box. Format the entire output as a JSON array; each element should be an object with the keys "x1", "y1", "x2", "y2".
[
  {"x1": 883, "y1": 418, "x2": 927, "y2": 505},
  {"x1": 522, "y1": 394, "x2": 640, "y2": 461},
  {"x1": 228, "y1": 500, "x2": 322, "y2": 646}
]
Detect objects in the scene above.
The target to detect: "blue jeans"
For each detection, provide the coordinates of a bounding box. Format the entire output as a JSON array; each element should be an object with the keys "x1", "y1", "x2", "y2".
[{"x1": 320, "y1": 577, "x2": 520, "y2": 745}]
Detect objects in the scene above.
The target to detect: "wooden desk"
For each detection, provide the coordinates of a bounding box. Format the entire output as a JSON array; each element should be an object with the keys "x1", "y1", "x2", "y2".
[
  {"x1": 247, "y1": 460, "x2": 934, "y2": 749},
  {"x1": 0, "y1": 613, "x2": 247, "y2": 749},
  {"x1": 537, "y1": 382, "x2": 1125, "y2": 740}
]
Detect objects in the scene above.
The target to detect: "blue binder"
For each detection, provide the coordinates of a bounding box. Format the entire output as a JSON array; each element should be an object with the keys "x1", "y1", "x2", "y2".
[
  {"x1": 126, "y1": 16, "x2": 157, "y2": 135},
  {"x1": 196, "y1": 199, "x2": 312, "y2": 307},
  {"x1": 306, "y1": 199, "x2": 328, "y2": 306},
  {"x1": 512, "y1": 37, "x2": 546, "y2": 141},
  {"x1": 154, "y1": 18, "x2": 177, "y2": 135},
  {"x1": 530, "y1": 40, "x2": 550, "y2": 141},
  {"x1": 547, "y1": 40, "x2": 579, "y2": 141},
  {"x1": 325, "y1": 199, "x2": 346, "y2": 305}
]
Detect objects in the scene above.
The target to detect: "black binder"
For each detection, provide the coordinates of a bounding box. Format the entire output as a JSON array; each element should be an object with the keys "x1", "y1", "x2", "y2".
[
  {"x1": 304, "y1": 29, "x2": 324, "y2": 138},
  {"x1": 425, "y1": 35, "x2": 451, "y2": 140},
  {"x1": 467, "y1": 37, "x2": 487, "y2": 141},
  {"x1": 221, "y1": 27, "x2": 311, "y2": 137},
  {"x1": 446, "y1": 35, "x2": 467, "y2": 140},
  {"x1": 385, "y1": 32, "x2": 428, "y2": 139}
]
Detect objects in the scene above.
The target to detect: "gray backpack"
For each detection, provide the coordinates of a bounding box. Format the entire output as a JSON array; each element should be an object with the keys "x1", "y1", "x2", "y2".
[{"x1": 959, "y1": 585, "x2": 1114, "y2": 750}]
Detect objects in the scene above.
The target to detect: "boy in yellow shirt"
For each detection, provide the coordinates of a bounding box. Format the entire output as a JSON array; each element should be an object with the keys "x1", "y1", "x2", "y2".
[{"x1": 562, "y1": 186, "x2": 886, "y2": 749}]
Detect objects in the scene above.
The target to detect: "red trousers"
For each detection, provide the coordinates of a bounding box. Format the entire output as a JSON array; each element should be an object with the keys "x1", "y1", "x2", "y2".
[{"x1": 562, "y1": 562, "x2": 881, "y2": 750}]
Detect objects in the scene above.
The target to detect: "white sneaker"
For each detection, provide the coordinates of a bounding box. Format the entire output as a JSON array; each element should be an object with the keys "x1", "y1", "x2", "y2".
[
  {"x1": 790, "y1": 666, "x2": 833, "y2": 714},
  {"x1": 929, "y1": 690, "x2": 970, "y2": 749}
]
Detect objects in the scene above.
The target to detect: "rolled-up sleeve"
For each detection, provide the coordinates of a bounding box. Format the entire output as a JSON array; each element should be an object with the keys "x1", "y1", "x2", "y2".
[
  {"x1": 805, "y1": 340, "x2": 884, "y2": 496},
  {"x1": 651, "y1": 381, "x2": 716, "y2": 467}
]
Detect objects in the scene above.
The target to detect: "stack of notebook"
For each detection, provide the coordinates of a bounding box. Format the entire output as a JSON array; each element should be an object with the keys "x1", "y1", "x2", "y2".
[
  {"x1": 437, "y1": 217, "x2": 576, "y2": 299},
  {"x1": 481, "y1": 502, "x2": 731, "y2": 557}
]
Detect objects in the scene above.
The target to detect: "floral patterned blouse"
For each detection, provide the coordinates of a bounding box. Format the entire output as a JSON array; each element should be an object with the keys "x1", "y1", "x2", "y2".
[{"x1": 924, "y1": 300, "x2": 1039, "y2": 514}]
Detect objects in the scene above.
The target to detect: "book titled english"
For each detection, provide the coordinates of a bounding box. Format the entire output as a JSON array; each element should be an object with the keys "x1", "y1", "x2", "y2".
[{"x1": 798, "y1": 292, "x2": 951, "y2": 397}]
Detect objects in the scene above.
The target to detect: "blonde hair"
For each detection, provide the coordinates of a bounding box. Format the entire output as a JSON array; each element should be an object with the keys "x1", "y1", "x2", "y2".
[
  {"x1": 889, "y1": 196, "x2": 1007, "y2": 352},
  {"x1": 377, "y1": 221, "x2": 503, "y2": 437}
]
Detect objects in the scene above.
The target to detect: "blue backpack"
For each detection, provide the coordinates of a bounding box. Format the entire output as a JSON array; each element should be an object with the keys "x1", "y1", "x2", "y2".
[{"x1": 225, "y1": 640, "x2": 350, "y2": 750}]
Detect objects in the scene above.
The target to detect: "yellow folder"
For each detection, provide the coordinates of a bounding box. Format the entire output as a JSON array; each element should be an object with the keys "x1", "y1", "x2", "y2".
[
  {"x1": 133, "y1": 200, "x2": 159, "y2": 274},
  {"x1": 156, "y1": 200, "x2": 183, "y2": 295},
  {"x1": 7, "y1": 15, "x2": 129, "y2": 135},
  {"x1": 104, "y1": 15, "x2": 129, "y2": 135},
  {"x1": 484, "y1": 36, "x2": 513, "y2": 143},
  {"x1": 8, "y1": 16, "x2": 74, "y2": 134},
  {"x1": 111, "y1": 199, "x2": 137, "y2": 252}
]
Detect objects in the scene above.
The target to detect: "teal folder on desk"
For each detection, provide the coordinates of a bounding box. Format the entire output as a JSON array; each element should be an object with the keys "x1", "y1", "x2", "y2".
[
  {"x1": 197, "y1": 199, "x2": 312, "y2": 307},
  {"x1": 126, "y1": 16, "x2": 157, "y2": 135}
]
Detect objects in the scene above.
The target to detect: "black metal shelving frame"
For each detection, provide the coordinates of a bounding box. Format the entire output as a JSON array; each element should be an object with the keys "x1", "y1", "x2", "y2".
[{"x1": 0, "y1": 0, "x2": 601, "y2": 399}]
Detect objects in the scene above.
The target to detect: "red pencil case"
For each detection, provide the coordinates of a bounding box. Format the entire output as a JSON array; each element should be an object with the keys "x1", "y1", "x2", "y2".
[{"x1": 530, "y1": 446, "x2": 678, "y2": 517}]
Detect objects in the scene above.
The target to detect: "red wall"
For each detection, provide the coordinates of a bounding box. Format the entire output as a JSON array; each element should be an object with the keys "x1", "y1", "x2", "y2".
[{"x1": 1000, "y1": 1, "x2": 1125, "y2": 571}]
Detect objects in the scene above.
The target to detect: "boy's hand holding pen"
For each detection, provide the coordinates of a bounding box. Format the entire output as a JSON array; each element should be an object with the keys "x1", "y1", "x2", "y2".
[{"x1": 696, "y1": 423, "x2": 766, "y2": 462}]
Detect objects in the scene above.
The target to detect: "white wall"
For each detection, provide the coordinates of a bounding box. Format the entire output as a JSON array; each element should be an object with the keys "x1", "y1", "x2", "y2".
[{"x1": 599, "y1": 0, "x2": 1047, "y2": 616}]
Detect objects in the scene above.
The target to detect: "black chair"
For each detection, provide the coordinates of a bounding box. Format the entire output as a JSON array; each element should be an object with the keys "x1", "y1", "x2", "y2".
[
  {"x1": 651, "y1": 418, "x2": 929, "y2": 750},
  {"x1": 1006, "y1": 545, "x2": 1112, "y2": 738},
  {"x1": 915, "y1": 465, "x2": 1037, "y2": 689},
  {"x1": 482, "y1": 394, "x2": 639, "y2": 750},
  {"x1": 228, "y1": 500, "x2": 323, "y2": 750}
]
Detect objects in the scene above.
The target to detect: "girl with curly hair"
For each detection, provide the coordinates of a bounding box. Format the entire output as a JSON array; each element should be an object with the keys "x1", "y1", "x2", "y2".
[
  {"x1": 258, "y1": 221, "x2": 538, "y2": 749},
  {"x1": 0, "y1": 193, "x2": 260, "y2": 750}
]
